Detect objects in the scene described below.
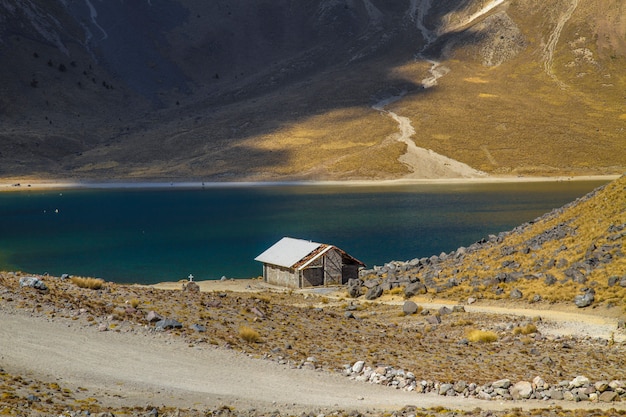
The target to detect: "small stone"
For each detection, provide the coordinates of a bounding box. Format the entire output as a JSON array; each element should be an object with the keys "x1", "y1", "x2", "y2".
[
  {"x1": 599, "y1": 391, "x2": 619, "y2": 402},
  {"x1": 191, "y1": 324, "x2": 206, "y2": 332},
  {"x1": 574, "y1": 290, "x2": 594, "y2": 308},
  {"x1": 453, "y1": 380, "x2": 467, "y2": 393},
  {"x1": 402, "y1": 301, "x2": 419, "y2": 315},
  {"x1": 510, "y1": 288, "x2": 523, "y2": 299},
  {"x1": 510, "y1": 381, "x2": 533, "y2": 399},
  {"x1": 183, "y1": 281, "x2": 200, "y2": 292},
  {"x1": 533, "y1": 376, "x2": 546, "y2": 390},
  {"x1": 594, "y1": 381, "x2": 610, "y2": 392},
  {"x1": 438, "y1": 306, "x2": 452, "y2": 315},
  {"x1": 146, "y1": 311, "x2": 164, "y2": 322},
  {"x1": 548, "y1": 389, "x2": 564, "y2": 400},
  {"x1": 365, "y1": 285, "x2": 383, "y2": 300},
  {"x1": 352, "y1": 361, "x2": 365, "y2": 373},
  {"x1": 439, "y1": 383, "x2": 454, "y2": 395},
  {"x1": 570, "y1": 375, "x2": 590, "y2": 388},
  {"x1": 492, "y1": 378, "x2": 512, "y2": 389},
  {"x1": 563, "y1": 390, "x2": 577, "y2": 401},
  {"x1": 155, "y1": 318, "x2": 183, "y2": 331}
]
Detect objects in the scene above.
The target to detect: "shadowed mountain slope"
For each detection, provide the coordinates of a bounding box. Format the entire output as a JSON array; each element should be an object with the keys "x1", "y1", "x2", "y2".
[{"x1": 0, "y1": 0, "x2": 624, "y2": 180}]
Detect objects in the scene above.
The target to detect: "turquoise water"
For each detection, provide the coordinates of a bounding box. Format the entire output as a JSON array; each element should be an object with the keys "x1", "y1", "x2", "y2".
[{"x1": 0, "y1": 181, "x2": 607, "y2": 284}]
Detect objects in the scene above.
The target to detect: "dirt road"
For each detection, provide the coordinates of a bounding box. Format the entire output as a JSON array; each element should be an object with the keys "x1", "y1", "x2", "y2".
[{"x1": 1, "y1": 308, "x2": 624, "y2": 413}]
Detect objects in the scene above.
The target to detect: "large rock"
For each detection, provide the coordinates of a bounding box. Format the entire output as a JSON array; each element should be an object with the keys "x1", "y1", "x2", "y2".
[
  {"x1": 404, "y1": 281, "x2": 427, "y2": 297},
  {"x1": 365, "y1": 285, "x2": 383, "y2": 300},
  {"x1": 347, "y1": 285, "x2": 361, "y2": 298},
  {"x1": 510, "y1": 381, "x2": 533, "y2": 399},
  {"x1": 19, "y1": 276, "x2": 48, "y2": 291},
  {"x1": 574, "y1": 290, "x2": 594, "y2": 308}
]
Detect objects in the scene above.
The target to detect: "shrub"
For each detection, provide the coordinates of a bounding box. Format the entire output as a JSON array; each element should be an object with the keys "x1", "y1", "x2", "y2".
[
  {"x1": 129, "y1": 298, "x2": 140, "y2": 308},
  {"x1": 238, "y1": 326, "x2": 260, "y2": 343},
  {"x1": 513, "y1": 323, "x2": 537, "y2": 335},
  {"x1": 466, "y1": 329, "x2": 498, "y2": 343},
  {"x1": 70, "y1": 277, "x2": 105, "y2": 290}
]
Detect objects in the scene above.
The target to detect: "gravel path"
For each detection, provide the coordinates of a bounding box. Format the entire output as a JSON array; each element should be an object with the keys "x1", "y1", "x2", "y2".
[{"x1": 1, "y1": 308, "x2": 624, "y2": 413}]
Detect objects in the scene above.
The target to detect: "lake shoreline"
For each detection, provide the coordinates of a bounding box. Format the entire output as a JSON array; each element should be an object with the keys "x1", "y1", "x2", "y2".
[{"x1": 0, "y1": 174, "x2": 621, "y2": 192}]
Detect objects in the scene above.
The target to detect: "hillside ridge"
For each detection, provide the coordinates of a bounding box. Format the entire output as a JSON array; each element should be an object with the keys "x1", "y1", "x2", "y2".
[{"x1": 0, "y1": 0, "x2": 624, "y2": 180}]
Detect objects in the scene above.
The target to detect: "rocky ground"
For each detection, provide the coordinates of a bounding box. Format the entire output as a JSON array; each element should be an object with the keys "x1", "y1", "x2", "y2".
[{"x1": 1, "y1": 271, "x2": 625, "y2": 417}]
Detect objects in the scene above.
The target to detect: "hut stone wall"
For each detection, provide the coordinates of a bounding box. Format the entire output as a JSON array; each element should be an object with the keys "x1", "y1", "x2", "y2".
[{"x1": 264, "y1": 264, "x2": 300, "y2": 289}]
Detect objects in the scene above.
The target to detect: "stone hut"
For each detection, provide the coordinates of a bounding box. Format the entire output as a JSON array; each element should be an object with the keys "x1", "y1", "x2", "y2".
[{"x1": 254, "y1": 237, "x2": 365, "y2": 289}]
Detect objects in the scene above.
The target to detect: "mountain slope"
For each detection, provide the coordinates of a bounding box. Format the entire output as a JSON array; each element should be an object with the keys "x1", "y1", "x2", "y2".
[
  {"x1": 0, "y1": 0, "x2": 624, "y2": 181},
  {"x1": 367, "y1": 175, "x2": 626, "y2": 312}
]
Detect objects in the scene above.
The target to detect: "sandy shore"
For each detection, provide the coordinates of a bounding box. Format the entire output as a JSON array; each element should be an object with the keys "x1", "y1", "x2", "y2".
[{"x1": 0, "y1": 174, "x2": 621, "y2": 192}]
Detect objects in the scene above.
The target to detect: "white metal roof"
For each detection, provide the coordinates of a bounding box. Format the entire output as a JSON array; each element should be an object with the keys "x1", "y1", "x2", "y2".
[{"x1": 254, "y1": 237, "x2": 323, "y2": 269}]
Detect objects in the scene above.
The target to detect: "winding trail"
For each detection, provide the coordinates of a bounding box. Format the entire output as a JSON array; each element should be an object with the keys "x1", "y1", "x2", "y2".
[
  {"x1": 543, "y1": 0, "x2": 579, "y2": 87},
  {"x1": 1, "y1": 308, "x2": 624, "y2": 413},
  {"x1": 373, "y1": 94, "x2": 485, "y2": 178}
]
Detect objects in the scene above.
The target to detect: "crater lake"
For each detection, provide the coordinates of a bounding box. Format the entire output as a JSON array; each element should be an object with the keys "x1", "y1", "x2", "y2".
[{"x1": 0, "y1": 180, "x2": 608, "y2": 284}]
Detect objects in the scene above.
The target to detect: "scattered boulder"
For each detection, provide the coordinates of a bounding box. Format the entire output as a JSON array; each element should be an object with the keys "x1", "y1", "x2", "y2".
[
  {"x1": 191, "y1": 323, "x2": 206, "y2": 332},
  {"x1": 347, "y1": 279, "x2": 363, "y2": 298},
  {"x1": 182, "y1": 281, "x2": 200, "y2": 292},
  {"x1": 608, "y1": 276, "x2": 620, "y2": 287},
  {"x1": 438, "y1": 306, "x2": 452, "y2": 316},
  {"x1": 402, "y1": 301, "x2": 419, "y2": 315},
  {"x1": 510, "y1": 381, "x2": 533, "y2": 399},
  {"x1": 574, "y1": 289, "x2": 595, "y2": 308},
  {"x1": 594, "y1": 380, "x2": 610, "y2": 392},
  {"x1": 365, "y1": 285, "x2": 383, "y2": 300},
  {"x1": 155, "y1": 318, "x2": 183, "y2": 331},
  {"x1": 600, "y1": 391, "x2": 618, "y2": 402},
  {"x1": 19, "y1": 276, "x2": 48, "y2": 291},
  {"x1": 404, "y1": 281, "x2": 427, "y2": 297},
  {"x1": 250, "y1": 306, "x2": 266, "y2": 319},
  {"x1": 492, "y1": 379, "x2": 512, "y2": 389},
  {"x1": 510, "y1": 288, "x2": 523, "y2": 299},
  {"x1": 146, "y1": 311, "x2": 164, "y2": 323},
  {"x1": 352, "y1": 361, "x2": 365, "y2": 373},
  {"x1": 570, "y1": 375, "x2": 590, "y2": 388}
]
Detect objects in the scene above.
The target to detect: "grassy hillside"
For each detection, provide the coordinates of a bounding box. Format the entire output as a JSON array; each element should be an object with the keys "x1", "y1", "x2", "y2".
[
  {"x1": 0, "y1": 0, "x2": 624, "y2": 180},
  {"x1": 364, "y1": 175, "x2": 626, "y2": 312}
]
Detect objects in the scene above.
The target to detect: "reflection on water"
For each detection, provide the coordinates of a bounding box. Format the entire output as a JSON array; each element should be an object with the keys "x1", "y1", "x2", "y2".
[{"x1": 0, "y1": 180, "x2": 608, "y2": 284}]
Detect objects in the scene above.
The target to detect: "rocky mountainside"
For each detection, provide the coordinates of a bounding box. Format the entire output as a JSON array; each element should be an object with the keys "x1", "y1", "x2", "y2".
[
  {"x1": 0, "y1": 0, "x2": 624, "y2": 180},
  {"x1": 357, "y1": 175, "x2": 626, "y2": 312}
]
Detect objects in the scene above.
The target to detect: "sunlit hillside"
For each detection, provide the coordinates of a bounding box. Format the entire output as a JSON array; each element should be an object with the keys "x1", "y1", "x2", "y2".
[{"x1": 0, "y1": 0, "x2": 624, "y2": 180}]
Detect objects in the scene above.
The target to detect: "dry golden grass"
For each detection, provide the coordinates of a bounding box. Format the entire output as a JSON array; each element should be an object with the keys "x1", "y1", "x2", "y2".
[
  {"x1": 70, "y1": 277, "x2": 105, "y2": 290},
  {"x1": 466, "y1": 329, "x2": 498, "y2": 343},
  {"x1": 238, "y1": 326, "x2": 261, "y2": 343},
  {"x1": 513, "y1": 323, "x2": 537, "y2": 335}
]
